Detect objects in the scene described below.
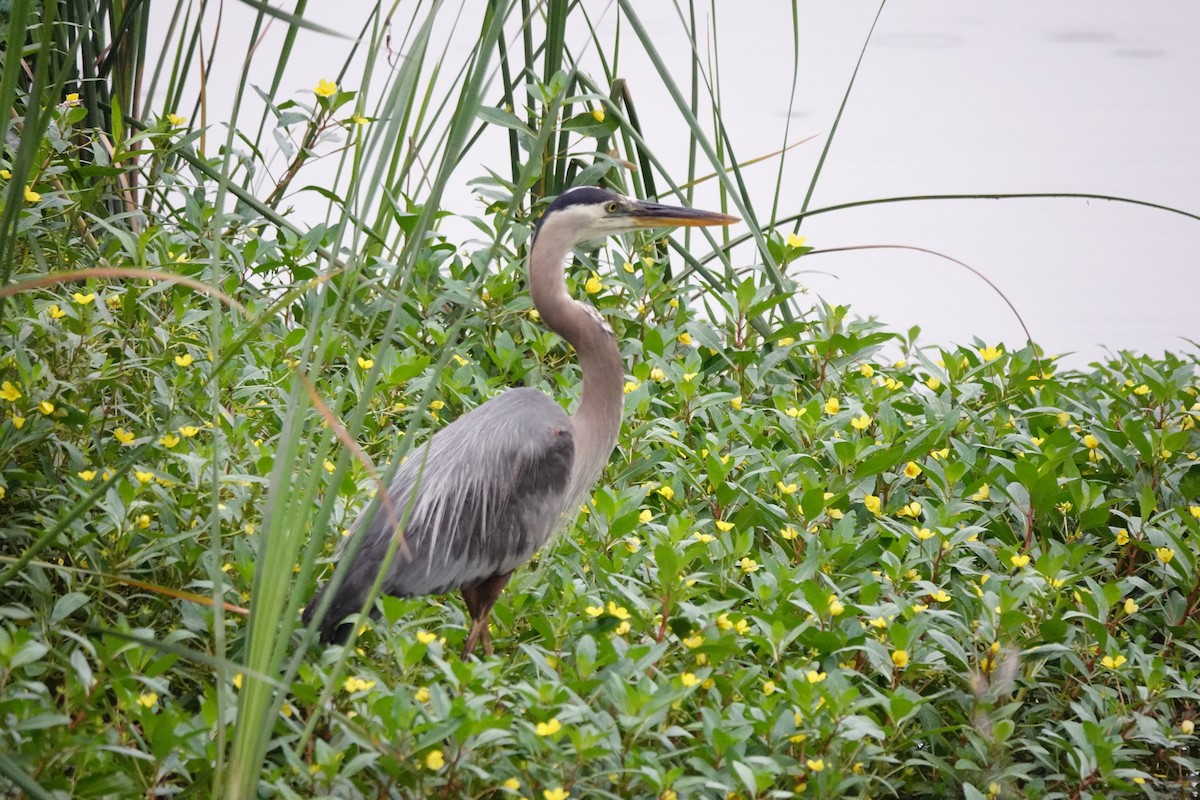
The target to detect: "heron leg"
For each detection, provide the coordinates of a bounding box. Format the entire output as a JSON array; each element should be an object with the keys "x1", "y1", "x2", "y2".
[{"x1": 460, "y1": 571, "x2": 514, "y2": 659}]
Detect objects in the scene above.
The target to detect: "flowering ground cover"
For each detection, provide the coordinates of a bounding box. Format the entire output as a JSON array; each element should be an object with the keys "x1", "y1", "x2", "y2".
[{"x1": 2, "y1": 3, "x2": 1199, "y2": 798}]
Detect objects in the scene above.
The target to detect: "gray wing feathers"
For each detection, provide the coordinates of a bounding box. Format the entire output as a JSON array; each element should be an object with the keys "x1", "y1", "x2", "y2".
[{"x1": 349, "y1": 388, "x2": 575, "y2": 598}]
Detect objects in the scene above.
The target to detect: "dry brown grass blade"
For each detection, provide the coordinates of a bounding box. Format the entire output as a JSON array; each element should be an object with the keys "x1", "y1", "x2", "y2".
[
  {"x1": 0, "y1": 266, "x2": 246, "y2": 315},
  {"x1": 293, "y1": 369, "x2": 413, "y2": 560},
  {"x1": 677, "y1": 134, "x2": 819, "y2": 191},
  {"x1": 0, "y1": 556, "x2": 250, "y2": 616}
]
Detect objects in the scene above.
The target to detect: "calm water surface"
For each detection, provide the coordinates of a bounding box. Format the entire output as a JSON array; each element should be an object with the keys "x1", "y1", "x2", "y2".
[{"x1": 159, "y1": 2, "x2": 1200, "y2": 366}]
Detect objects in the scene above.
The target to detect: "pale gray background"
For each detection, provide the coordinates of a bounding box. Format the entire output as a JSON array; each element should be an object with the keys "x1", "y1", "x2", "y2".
[{"x1": 158, "y1": 2, "x2": 1200, "y2": 366}]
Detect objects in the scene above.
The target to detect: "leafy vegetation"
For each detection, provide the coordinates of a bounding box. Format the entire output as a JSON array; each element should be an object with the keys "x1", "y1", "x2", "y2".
[{"x1": 2, "y1": 2, "x2": 1199, "y2": 799}]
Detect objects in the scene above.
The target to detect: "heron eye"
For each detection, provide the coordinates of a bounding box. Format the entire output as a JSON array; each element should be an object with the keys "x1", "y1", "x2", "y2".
[{"x1": 606, "y1": 201, "x2": 619, "y2": 213}]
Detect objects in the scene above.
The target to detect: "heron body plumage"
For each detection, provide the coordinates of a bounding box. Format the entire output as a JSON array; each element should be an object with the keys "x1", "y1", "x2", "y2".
[
  {"x1": 304, "y1": 389, "x2": 576, "y2": 645},
  {"x1": 304, "y1": 187, "x2": 736, "y2": 657}
]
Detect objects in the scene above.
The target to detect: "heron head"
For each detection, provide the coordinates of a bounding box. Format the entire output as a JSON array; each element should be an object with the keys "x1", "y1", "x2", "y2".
[{"x1": 535, "y1": 187, "x2": 738, "y2": 246}]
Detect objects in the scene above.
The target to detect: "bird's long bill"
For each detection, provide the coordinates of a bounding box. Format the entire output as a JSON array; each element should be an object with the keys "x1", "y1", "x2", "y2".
[{"x1": 626, "y1": 201, "x2": 739, "y2": 229}]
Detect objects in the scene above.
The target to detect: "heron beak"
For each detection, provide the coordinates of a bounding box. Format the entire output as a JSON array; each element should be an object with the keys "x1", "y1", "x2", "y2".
[{"x1": 625, "y1": 201, "x2": 739, "y2": 229}]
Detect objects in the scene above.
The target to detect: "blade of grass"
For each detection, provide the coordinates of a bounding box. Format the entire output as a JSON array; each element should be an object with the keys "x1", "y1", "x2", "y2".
[{"x1": 796, "y1": 0, "x2": 887, "y2": 229}]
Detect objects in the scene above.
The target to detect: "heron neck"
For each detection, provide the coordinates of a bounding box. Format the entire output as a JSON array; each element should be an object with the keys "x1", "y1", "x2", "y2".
[{"x1": 528, "y1": 230, "x2": 624, "y2": 502}]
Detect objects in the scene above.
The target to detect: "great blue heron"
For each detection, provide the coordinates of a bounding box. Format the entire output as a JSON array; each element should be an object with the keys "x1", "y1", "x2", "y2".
[{"x1": 303, "y1": 187, "x2": 737, "y2": 657}]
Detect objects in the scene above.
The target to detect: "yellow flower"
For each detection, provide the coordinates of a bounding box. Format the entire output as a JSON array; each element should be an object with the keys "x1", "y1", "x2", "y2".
[
  {"x1": 11, "y1": 414, "x2": 24, "y2": 429},
  {"x1": 0, "y1": 169, "x2": 8, "y2": 179},
  {"x1": 502, "y1": 777, "x2": 521, "y2": 791},
  {"x1": 1133, "y1": 383, "x2": 1151, "y2": 396},
  {"x1": 416, "y1": 630, "x2": 437, "y2": 645},
  {"x1": 785, "y1": 406, "x2": 806, "y2": 418},
  {"x1": 926, "y1": 376, "x2": 942, "y2": 390},
  {"x1": 134, "y1": 470, "x2": 153, "y2": 484},
  {"x1": 776, "y1": 481, "x2": 798, "y2": 495},
  {"x1": 623, "y1": 381, "x2": 640, "y2": 394},
  {"x1": 1181, "y1": 720, "x2": 1195, "y2": 735},
  {"x1": 425, "y1": 750, "x2": 445, "y2": 770},
  {"x1": 137, "y1": 514, "x2": 151, "y2": 529},
  {"x1": 1123, "y1": 597, "x2": 1139, "y2": 615},
  {"x1": 24, "y1": 186, "x2": 41, "y2": 203},
  {"x1": 606, "y1": 601, "x2": 630, "y2": 620},
  {"x1": 313, "y1": 79, "x2": 338, "y2": 97},
  {"x1": 584, "y1": 272, "x2": 602, "y2": 294},
  {"x1": 413, "y1": 686, "x2": 431, "y2": 703},
  {"x1": 823, "y1": 397, "x2": 840, "y2": 415},
  {"x1": 859, "y1": 363, "x2": 874, "y2": 378},
  {"x1": 716, "y1": 614, "x2": 733, "y2": 631},
  {"x1": 1156, "y1": 546, "x2": 1175, "y2": 564},
  {"x1": 891, "y1": 649, "x2": 909, "y2": 668},
  {"x1": 585, "y1": 605, "x2": 604, "y2": 618},
  {"x1": 903, "y1": 461, "x2": 922, "y2": 479},
  {"x1": 357, "y1": 356, "x2": 374, "y2": 369},
  {"x1": 828, "y1": 597, "x2": 845, "y2": 616},
  {"x1": 930, "y1": 589, "x2": 951, "y2": 602},
  {"x1": 623, "y1": 537, "x2": 641, "y2": 553},
  {"x1": 137, "y1": 692, "x2": 158, "y2": 708},
  {"x1": 913, "y1": 526, "x2": 935, "y2": 541},
  {"x1": 1010, "y1": 554, "x2": 1031, "y2": 568},
  {"x1": 762, "y1": 680, "x2": 776, "y2": 696},
  {"x1": 343, "y1": 676, "x2": 376, "y2": 693},
  {"x1": 590, "y1": 107, "x2": 606, "y2": 123},
  {"x1": 178, "y1": 425, "x2": 200, "y2": 437},
  {"x1": 739, "y1": 557, "x2": 759, "y2": 573},
  {"x1": 72, "y1": 292, "x2": 95, "y2": 305},
  {"x1": 677, "y1": 332, "x2": 693, "y2": 346},
  {"x1": 159, "y1": 434, "x2": 180, "y2": 448},
  {"x1": 868, "y1": 616, "x2": 887, "y2": 629},
  {"x1": 167, "y1": 113, "x2": 187, "y2": 126},
  {"x1": 680, "y1": 672, "x2": 700, "y2": 687},
  {"x1": 535, "y1": 718, "x2": 562, "y2": 736},
  {"x1": 729, "y1": 395, "x2": 743, "y2": 410},
  {"x1": 693, "y1": 532, "x2": 714, "y2": 544},
  {"x1": 863, "y1": 494, "x2": 881, "y2": 515},
  {"x1": 174, "y1": 352, "x2": 194, "y2": 367},
  {"x1": 897, "y1": 501, "x2": 922, "y2": 519},
  {"x1": 1083, "y1": 434, "x2": 1099, "y2": 449},
  {"x1": 543, "y1": 788, "x2": 570, "y2": 800},
  {"x1": 48, "y1": 304, "x2": 66, "y2": 319},
  {"x1": 733, "y1": 619, "x2": 750, "y2": 635},
  {"x1": 649, "y1": 367, "x2": 666, "y2": 382},
  {"x1": 778, "y1": 337, "x2": 795, "y2": 346},
  {"x1": 786, "y1": 233, "x2": 806, "y2": 249},
  {"x1": 850, "y1": 413, "x2": 872, "y2": 431},
  {"x1": 715, "y1": 520, "x2": 734, "y2": 532},
  {"x1": 323, "y1": 460, "x2": 335, "y2": 474},
  {"x1": 1100, "y1": 654, "x2": 1126, "y2": 669},
  {"x1": 77, "y1": 470, "x2": 97, "y2": 481},
  {"x1": 657, "y1": 485, "x2": 674, "y2": 501},
  {"x1": 38, "y1": 400, "x2": 54, "y2": 416},
  {"x1": 780, "y1": 526, "x2": 798, "y2": 540},
  {"x1": 1189, "y1": 505, "x2": 1200, "y2": 519},
  {"x1": 805, "y1": 758, "x2": 825, "y2": 772},
  {"x1": 971, "y1": 484, "x2": 990, "y2": 502},
  {"x1": 0, "y1": 381, "x2": 21, "y2": 402},
  {"x1": 1057, "y1": 411, "x2": 1070, "y2": 426},
  {"x1": 978, "y1": 345, "x2": 1002, "y2": 362},
  {"x1": 805, "y1": 670, "x2": 826, "y2": 684},
  {"x1": 683, "y1": 633, "x2": 703, "y2": 649},
  {"x1": 638, "y1": 509, "x2": 653, "y2": 524}
]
